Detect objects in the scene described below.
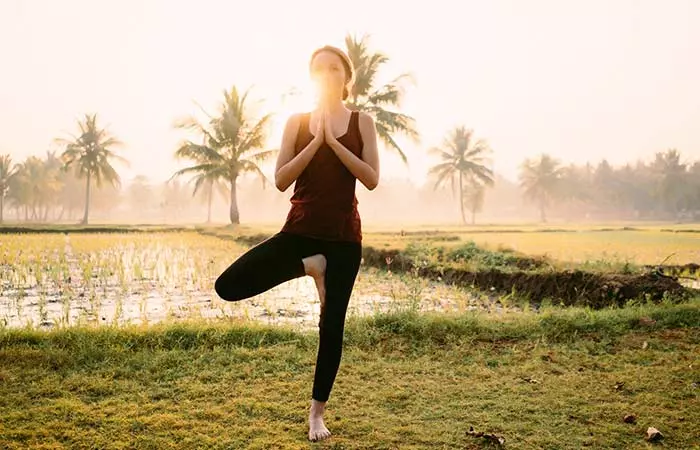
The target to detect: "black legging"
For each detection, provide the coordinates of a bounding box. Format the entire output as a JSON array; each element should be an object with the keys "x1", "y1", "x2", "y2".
[{"x1": 214, "y1": 231, "x2": 362, "y2": 402}]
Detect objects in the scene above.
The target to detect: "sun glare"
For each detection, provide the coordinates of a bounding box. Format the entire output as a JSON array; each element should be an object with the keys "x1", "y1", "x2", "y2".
[{"x1": 266, "y1": 79, "x2": 318, "y2": 143}]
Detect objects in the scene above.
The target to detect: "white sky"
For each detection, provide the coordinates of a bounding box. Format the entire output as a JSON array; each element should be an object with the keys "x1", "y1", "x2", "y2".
[{"x1": 1, "y1": 0, "x2": 698, "y2": 186}]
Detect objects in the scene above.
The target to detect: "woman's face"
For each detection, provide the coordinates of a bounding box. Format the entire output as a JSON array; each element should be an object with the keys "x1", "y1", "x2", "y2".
[{"x1": 310, "y1": 50, "x2": 347, "y2": 102}]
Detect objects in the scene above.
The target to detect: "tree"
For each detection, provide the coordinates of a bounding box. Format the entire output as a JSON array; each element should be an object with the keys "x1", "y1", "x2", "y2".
[
  {"x1": 651, "y1": 148, "x2": 688, "y2": 216},
  {"x1": 518, "y1": 153, "x2": 563, "y2": 223},
  {"x1": 428, "y1": 126, "x2": 495, "y2": 224},
  {"x1": 344, "y1": 33, "x2": 419, "y2": 164},
  {"x1": 10, "y1": 156, "x2": 57, "y2": 222},
  {"x1": 0, "y1": 154, "x2": 16, "y2": 223},
  {"x1": 462, "y1": 175, "x2": 487, "y2": 225},
  {"x1": 197, "y1": 178, "x2": 228, "y2": 223},
  {"x1": 55, "y1": 114, "x2": 128, "y2": 225},
  {"x1": 171, "y1": 86, "x2": 276, "y2": 225},
  {"x1": 557, "y1": 163, "x2": 593, "y2": 220}
]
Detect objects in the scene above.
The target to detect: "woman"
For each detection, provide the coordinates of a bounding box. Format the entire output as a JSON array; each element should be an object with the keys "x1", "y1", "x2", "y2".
[{"x1": 214, "y1": 44, "x2": 380, "y2": 442}]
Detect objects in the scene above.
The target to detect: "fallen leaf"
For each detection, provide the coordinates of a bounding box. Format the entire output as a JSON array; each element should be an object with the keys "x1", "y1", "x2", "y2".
[
  {"x1": 614, "y1": 381, "x2": 625, "y2": 391},
  {"x1": 623, "y1": 414, "x2": 637, "y2": 424},
  {"x1": 642, "y1": 341, "x2": 648, "y2": 350},
  {"x1": 646, "y1": 427, "x2": 663, "y2": 442},
  {"x1": 467, "y1": 426, "x2": 505, "y2": 446}
]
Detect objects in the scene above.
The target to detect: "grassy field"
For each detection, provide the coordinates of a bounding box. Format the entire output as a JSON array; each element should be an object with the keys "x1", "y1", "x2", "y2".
[
  {"x1": 1, "y1": 301, "x2": 699, "y2": 449},
  {"x1": 1, "y1": 223, "x2": 699, "y2": 448},
  {"x1": 360, "y1": 225, "x2": 700, "y2": 267}
]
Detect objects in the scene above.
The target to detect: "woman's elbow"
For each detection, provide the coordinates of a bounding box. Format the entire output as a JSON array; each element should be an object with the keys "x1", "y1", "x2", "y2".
[
  {"x1": 275, "y1": 180, "x2": 289, "y2": 192},
  {"x1": 364, "y1": 174, "x2": 379, "y2": 191},
  {"x1": 274, "y1": 172, "x2": 288, "y2": 192}
]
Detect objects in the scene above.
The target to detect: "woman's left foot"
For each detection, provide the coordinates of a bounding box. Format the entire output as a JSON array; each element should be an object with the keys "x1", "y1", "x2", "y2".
[{"x1": 308, "y1": 400, "x2": 331, "y2": 442}]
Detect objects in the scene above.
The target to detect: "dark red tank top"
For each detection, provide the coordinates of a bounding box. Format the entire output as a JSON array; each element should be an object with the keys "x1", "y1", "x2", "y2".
[{"x1": 280, "y1": 110, "x2": 363, "y2": 243}]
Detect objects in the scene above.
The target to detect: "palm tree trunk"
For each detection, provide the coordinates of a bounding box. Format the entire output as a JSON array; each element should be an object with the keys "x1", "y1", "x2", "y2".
[
  {"x1": 82, "y1": 171, "x2": 91, "y2": 225},
  {"x1": 0, "y1": 195, "x2": 4, "y2": 223},
  {"x1": 459, "y1": 171, "x2": 466, "y2": 224},
  {"x1": 471, "y1": 208, "x2": 476, "y2": 225},
  {"x1": 229, "y1": 177, "x2": 240, "y2": 225}
]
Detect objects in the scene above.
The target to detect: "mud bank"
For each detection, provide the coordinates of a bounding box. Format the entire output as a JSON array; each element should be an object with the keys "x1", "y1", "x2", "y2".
[{"x1": 362, "y1": 248, "x2": 693, "y2": 308}]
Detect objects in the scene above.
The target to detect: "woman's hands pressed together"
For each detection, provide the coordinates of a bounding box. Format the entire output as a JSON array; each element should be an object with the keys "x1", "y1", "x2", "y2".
[{"x1": 323, "y1": 108, "x2": 339, "y2": 147}]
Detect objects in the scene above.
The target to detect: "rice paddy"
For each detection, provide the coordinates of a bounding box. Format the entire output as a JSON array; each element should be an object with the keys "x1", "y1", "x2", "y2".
[
  {"x1": 2, "y1": 225, "x2": 698, "y2": 331},
  {"x1": 0, "y1": 229, "x2": 508, "y2": 331}
]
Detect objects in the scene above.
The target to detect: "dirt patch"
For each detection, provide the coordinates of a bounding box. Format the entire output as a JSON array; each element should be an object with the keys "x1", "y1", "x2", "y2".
[{"x1": 363, "y1": 247, "x2": 692, "y2": 308}]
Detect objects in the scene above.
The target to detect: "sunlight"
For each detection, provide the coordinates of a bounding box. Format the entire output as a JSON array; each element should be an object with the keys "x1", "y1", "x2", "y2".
[{"x1": 266, "y1": 78, "x2": 318, "y2": 145}]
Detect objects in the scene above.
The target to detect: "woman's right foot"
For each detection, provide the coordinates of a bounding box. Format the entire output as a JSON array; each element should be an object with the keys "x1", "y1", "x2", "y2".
[
  {"x1": 303, "y1": 254, "x2": 327, "y2": 325},
  {"x1": 308, "y1": 399, "x2": 331, "y2": 442}
]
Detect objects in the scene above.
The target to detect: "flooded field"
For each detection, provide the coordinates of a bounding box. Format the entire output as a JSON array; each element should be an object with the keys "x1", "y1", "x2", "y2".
[{"x1": 0, "y1": 232, "x2": 516, "y2": 330}]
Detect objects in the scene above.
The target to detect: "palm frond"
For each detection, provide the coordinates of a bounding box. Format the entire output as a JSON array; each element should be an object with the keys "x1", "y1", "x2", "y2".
[
  {"x1": 174, "y1": 142, "x2": 225, "y2": 163},
  {"x1": 374, "y1": 121, "x2": 408, "y2": 164}
]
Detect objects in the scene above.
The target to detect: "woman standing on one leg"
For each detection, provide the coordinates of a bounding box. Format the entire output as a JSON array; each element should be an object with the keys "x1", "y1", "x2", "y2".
[{"x1": 214, "y1": 44, "x2": 380, "y2": 442}]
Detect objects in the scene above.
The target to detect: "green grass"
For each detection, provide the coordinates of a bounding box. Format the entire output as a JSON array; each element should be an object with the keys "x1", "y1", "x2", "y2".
[{"x1": 2, "y1": 297, "x2": 699, "y2": 449}]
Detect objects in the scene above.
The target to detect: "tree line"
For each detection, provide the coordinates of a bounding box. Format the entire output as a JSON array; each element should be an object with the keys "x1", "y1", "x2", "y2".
[{"x1": 1, "y1": 34, "x2": 697, "y2": 225}]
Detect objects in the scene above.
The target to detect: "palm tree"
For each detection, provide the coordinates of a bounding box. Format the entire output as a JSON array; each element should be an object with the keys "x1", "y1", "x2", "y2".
[
  {"x1": 171, "y1": 86, "x2": 276, "y2": 225},
  {"x1": 462, "y1": 175, "x2": 487, "y2": 225},
  {"x1": 428, "y1": 126, "x2": 495, "y2": 224},
  {"x1": 344, "y1": 33, "x2": 419, "y2": 164},
  {"x1": 55, "y1": 114, "x2": 128, "y2": 225},
  {"x1": 0, "y1": 154, "x2": 17, "y2": 223},
  {"x1": 11, "y1": 156, "x2": 55, "y2": 222},
  {"x1": 39, "y1": 151, "x2": 64, "y2": 221},
  {"x1": 7, "y1": 161, "x2": 31, "y2": 222},
  {"x1": 518, "y1": 153, "x2": 563, "y2": 223}
]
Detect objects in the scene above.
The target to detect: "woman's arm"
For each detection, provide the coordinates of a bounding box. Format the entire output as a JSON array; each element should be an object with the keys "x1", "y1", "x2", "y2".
[
  {"x1": 326, "y1": 112, "x2": 380, "y2": 190},
  {"x1": 274, "y1": 113, "x2": 324, "y2": 192}
]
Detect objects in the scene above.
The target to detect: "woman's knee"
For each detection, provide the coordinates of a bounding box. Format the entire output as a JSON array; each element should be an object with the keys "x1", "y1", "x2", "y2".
[{"x1": 214, "y1": 268, "x2": 249, "y2": 302}]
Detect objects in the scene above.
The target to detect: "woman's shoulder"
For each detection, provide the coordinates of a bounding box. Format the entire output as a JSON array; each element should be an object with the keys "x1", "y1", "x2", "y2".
[
  {"x1": 283, "y1": 111, "x2": 311, "y2": 131},
  {"x1": 356, "y1": 111, "x2": 376, "y2": 133},
  {"x1": 356, "y1": 110, "x2": 375, "y2": 125}
]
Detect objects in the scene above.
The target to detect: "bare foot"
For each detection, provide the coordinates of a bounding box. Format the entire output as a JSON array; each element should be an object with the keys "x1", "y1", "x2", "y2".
[
  {"x1": 308, "y1": 399, "x2": 331, "y2": 442},
  {"x1": 302, "y1": 254, "x2": 326, "y2": 326}
]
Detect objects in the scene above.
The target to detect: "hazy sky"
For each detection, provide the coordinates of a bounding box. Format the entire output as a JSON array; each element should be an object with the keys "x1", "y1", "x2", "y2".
[{"x1": 1, "y1": 0, "x2": 698, "y2": 186}]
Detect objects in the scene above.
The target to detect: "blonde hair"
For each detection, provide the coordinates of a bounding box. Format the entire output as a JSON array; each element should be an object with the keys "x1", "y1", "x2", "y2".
[{"x1": 309, "y1": 45, "x2": 355, "y2": 101}]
